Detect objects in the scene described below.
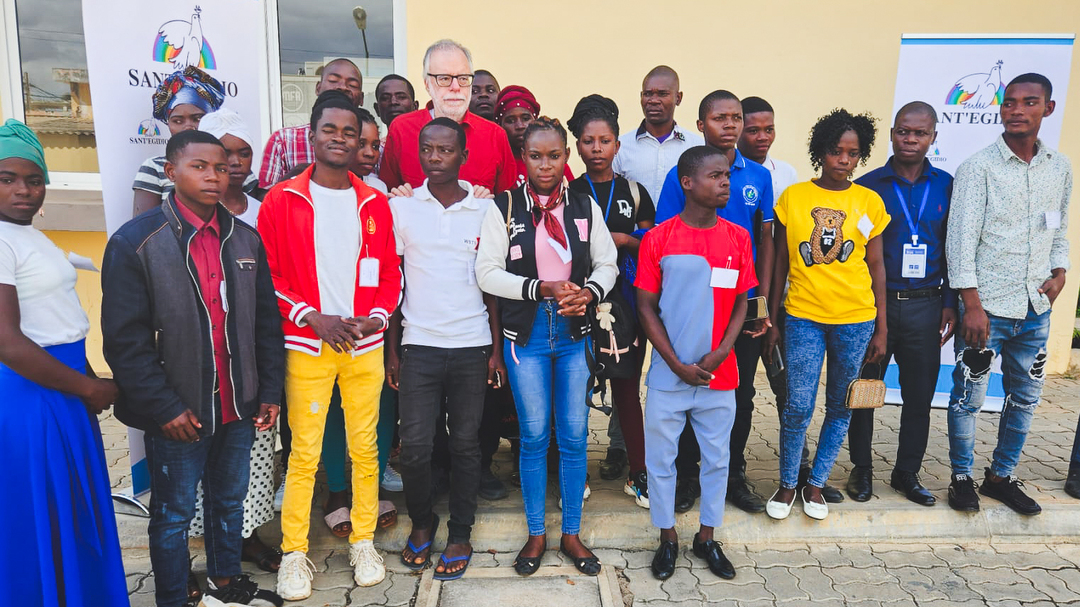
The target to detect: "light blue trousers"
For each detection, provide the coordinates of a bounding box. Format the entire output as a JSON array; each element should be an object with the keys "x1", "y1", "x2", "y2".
[{"x1": 645, "y1": 386, "x2": 736, "y2": 529}]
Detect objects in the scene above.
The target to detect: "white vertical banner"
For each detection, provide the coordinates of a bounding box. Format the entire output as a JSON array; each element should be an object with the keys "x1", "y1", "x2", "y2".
[
  {"x1": 82, "y1": 0, "x2": 270, "y2": 493},
  {"x1": 887, "y1": 34, "x2": 1075, "y2": 411}
]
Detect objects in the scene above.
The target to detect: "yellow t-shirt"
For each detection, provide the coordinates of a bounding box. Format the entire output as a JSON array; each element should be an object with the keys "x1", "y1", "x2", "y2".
[{"x1": 775, "y1": 180, "x2": 890, "y2": 324}]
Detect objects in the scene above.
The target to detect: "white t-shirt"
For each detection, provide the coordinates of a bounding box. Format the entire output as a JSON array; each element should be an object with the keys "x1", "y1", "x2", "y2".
[
  {"x1": 233, "y1": 194, "x2": 262, "y2": 227},
  {"x1": 762, "y1": 155, "x2": 799, "y2": 203},
  {"x1": 390, "y1": 180, "x2": 492, "y2": 348},
  {"x1": 310, "y1": 182, "x2": 360, "y2": 318},
  {"x1": 0, "y1": 222, "x2": 90, "y2": 347},
  {"x1": 363, "y1": 173, "x2": 388, "y2": 194}
]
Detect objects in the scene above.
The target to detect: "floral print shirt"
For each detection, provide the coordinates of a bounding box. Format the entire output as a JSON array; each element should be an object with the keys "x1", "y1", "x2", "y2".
[{"x1": 947, "y1": 136, "x2": 1072, "y2": 319}]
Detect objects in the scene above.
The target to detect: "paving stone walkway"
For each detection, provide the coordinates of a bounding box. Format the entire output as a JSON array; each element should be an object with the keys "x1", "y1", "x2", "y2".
[{"x1": 107, "y1": 373, "x2": 1080, "y2": 605}]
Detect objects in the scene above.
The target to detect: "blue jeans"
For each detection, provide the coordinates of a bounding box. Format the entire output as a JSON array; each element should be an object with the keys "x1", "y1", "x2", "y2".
[
  {"x1": 505, "y1": 301, "x2": 590, "y2": 535},
  {"x1": 948, "y1": 305, "x2": 1050, "y2": 478},
  {"x1": 145, "y1": 416, "x2": 255, "y2": 607},
  {"x1": 781, "y1": 314, "x2": 875, "y2": 489}
]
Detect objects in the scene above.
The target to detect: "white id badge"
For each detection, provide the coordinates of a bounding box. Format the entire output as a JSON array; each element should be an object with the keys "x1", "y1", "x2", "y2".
[
  {"x1": 901, "y1": 243, "x2": 927, "y2": 279},
  {"x1": 710, "y1": 267, "x2": 739, "y2": 289},
  {"x1": 1046, "y1": 210, "x2": 1062, "y2": 229},
  {"x1": 358, "y1": 257, "x2": 379, "y2": 287}
]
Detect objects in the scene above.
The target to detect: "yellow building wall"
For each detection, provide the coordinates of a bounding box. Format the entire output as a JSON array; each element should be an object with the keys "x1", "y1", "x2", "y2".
[
  {"x1": 41, "y1": 231, "x2": 109, "y2": 373},
  {"x1": 404, "y1": 0, "x2": 1080, "y2": 372}
]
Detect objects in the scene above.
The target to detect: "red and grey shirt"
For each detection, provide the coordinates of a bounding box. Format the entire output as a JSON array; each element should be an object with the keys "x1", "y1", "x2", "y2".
[{"x1": 635, "y1": 216, "x2": 756, "y2": 391}]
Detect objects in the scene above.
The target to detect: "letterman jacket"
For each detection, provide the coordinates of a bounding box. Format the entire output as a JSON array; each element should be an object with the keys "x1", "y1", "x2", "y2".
[
  {"x1": 475, "y1": 183, "x2": 618, "y2": 346},
  {"x1": 258, "y1": 163, "x2": 401, "y2": 355}
]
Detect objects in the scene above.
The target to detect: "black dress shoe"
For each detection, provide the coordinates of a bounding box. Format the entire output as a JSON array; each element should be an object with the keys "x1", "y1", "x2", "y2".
[
  {"x1": 560, "y1": 540, "x2": 601, "y2": 576},
  {"x1": 675, "y1": 479, "x2": 696, "y2": 513},
  {"x1": 599, "y1": 448, "x2": 627, "y2": 480},
  {"x1": 692, "y1": 534, "x2": 735, "y2": 580},
  {"x1": 727, "y1": 479, "x2": 766, "y2": 513},
  {"x1": 846, "y1": 466, "x2": 874, "y2": 502},
  {"x1": 890, "y1": 469, "x2": 936, "y2": 506},
  {"x1": 651, "y1": 540, "x2": 678, "y2": 580},
  {"x1": 1066, "y1": 469, "x2": 1080, "y2": 500},
  {"x1": 478, "y1": 466, "x2": 509, "y2": 501},
  {"x1": 979, "y1": 468, "x2": 1041, "y2": 516}
]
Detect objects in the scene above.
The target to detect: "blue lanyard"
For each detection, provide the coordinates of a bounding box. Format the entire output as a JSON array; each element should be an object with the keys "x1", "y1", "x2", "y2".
[
  {"x1": 585, "y1": 174, "x2": 616, "y2": 222},
  {"x1": 892, "y1": 180, "x2": 930, "y2": 245}
]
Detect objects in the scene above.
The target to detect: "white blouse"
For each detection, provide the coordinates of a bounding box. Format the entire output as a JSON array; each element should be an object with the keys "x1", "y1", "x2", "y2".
[{"x1": 0, "y1": 221, "x2": 90, "y2": 347}]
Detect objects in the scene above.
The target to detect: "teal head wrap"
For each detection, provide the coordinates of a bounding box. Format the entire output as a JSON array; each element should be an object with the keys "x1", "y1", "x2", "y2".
[{"x1": 0, "y1": 119, "x2": 48, "y2": 184}]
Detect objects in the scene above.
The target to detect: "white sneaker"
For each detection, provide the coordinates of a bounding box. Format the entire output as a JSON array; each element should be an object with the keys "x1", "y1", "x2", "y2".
[
  {"x1": 350, "y1": 539, "x2": 386, "y2": 587},
  {"x1": 273, "y1": 483, "x2": 286, "y2": 512},
  {"x1": 765, "y1": 489, "x2": 796, "y2": 520},
  {"x1": 276, "y1": 551, "x2": 315, "y2": 601},
  {"x1": 801, "y1": 487, "x2": 829, "y2": 520},
  {"x1": 558, "y1": 481, "x2": 591, "y2": 510},
  {"x1": 381, "y1": 466, "x2": 404, "y2": 492}
]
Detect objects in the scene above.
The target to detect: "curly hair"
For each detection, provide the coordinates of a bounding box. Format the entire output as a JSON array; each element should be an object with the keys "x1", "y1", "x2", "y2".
[
  {"x1": 807, "y1": 108, "x2": 877, "y2": 172},
  {"x1": 523, "y1": 115, "x2": 567, "y2": 147},
  {"x1": 566, "y1": 95, "x2": 619, "y2": 139}
]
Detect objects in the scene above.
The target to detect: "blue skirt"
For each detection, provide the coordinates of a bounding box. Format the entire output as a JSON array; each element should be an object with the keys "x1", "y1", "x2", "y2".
[{"x1": 0, "y1": 340, "x2": 129, "y2": 607}]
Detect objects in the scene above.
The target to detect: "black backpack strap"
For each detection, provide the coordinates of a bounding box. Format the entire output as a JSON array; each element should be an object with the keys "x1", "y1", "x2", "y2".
[{"x1": 584, "y1": 341, "x2": 612, "y2": 416}]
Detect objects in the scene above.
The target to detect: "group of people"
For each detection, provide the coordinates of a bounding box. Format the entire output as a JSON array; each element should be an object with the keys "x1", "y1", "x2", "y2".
[{"x1": 1, "y1": 36, "x2": 1074, "y2": 607}]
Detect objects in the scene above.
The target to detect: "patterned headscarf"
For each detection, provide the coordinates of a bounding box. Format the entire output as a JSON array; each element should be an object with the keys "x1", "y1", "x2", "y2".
[
  {"x1": 494, "y1": 85, "x2": 540, "y2": 122},
  {"x1": 152, "y1": 66, "x2": 225, "y2": 122},
  {"x1": 0, "y1": 119, "x2": 48, "y2": 184}
]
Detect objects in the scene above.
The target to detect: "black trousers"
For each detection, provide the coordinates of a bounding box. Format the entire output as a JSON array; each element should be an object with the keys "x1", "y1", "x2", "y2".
[
  {"x1": 433, "y1": 381, "x2": 510, "y2": 472},
  {"x1": 398, "y1": 344, "x2": 489, "y2": 544},
  {"x1": 728, "y1": 332, "x2": 764, "y2": 476},
  {"x1": 848, "y1": 294, "x2": 942, "y2": 473}
]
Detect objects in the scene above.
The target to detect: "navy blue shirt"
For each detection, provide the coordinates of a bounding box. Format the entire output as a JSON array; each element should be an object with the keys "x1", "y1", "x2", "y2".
[
  {"x1": 655, "y1": 149, "x2": 773, "y2": 296},
  {"x1": 855, "y1": 157, "x2": 957, "y2": 308}
]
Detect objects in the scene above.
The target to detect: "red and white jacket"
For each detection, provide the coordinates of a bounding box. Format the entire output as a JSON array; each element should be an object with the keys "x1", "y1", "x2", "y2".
[{"x1": 258, "y1": 164, "x2": 401, "y2": 356}]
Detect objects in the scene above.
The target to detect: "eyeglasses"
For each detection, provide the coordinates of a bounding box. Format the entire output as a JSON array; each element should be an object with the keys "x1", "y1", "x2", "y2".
[{"x1": 428, "y1": 73, "x2": 474, "y2": 87}]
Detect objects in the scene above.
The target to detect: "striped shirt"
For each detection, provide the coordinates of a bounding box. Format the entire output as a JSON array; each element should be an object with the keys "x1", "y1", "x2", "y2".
[{"x1": 133, "y1": 156, "x2": 258, "y2": 197}]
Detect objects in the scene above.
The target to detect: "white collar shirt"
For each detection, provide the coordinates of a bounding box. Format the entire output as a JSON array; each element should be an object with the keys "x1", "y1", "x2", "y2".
[
  {"x1": 390, "y1": 179, "x2": 493, "y2": 347},
  {"x1": 761, "y1": 155, "x2": 800, "y2": 203},
  {"x1": 613, "y1": 122, "x2": 704, "y2": 202}
]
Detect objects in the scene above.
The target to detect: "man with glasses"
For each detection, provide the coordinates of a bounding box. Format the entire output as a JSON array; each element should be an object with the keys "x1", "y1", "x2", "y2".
[{"x1": 379, "y1": 39, "x2": 516, "y2": 194}]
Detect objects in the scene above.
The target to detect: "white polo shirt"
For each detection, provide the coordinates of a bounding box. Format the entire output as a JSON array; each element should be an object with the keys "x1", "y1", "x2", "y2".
[
  {"x1": 760, "y1": 154, "x2": 799, "y2": 202},
  {"x1": 612, "y1": 121, "x2": 704, "y2": 202},
  {"x1": 390, "y1": 180, "x2": 492, "y2": 348}
]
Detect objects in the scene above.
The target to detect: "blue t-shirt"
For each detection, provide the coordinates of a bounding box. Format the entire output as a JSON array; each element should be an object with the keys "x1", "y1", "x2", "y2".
[{"x1": 654, "y1": 149, "x2": 773, "y2": 294}]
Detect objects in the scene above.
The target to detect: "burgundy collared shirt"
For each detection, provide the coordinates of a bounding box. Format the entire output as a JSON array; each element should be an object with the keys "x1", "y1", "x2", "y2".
[{"x1": 175, "y1": 201, "x2": 238, "y2": 424}]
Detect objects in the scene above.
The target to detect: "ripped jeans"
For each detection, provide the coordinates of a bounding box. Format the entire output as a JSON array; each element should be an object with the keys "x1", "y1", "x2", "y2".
[{"x1": 948, "y1": 304, "x2": 1050, "y2": 478}]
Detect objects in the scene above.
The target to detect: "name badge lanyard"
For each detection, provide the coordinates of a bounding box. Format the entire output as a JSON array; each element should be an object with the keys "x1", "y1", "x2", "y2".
[
  {"x1": 892, "y1": 181, "x2": 930, "y2": 246},
  {"x1": 585, "y1": 174, "x2": 616, "y2": 222}
]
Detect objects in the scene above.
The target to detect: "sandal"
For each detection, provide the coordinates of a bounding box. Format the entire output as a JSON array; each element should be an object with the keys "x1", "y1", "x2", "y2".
[
  {"x1": 400, "y1": 513, "x2": 439, "y2": 571},
  {"x1": 378, "y1": 500, "x2": 398, "y2": 529},
  {"x1": 323, "y1": 506, "x2": 352, "y2": 538},
  {"x1": 433, "y1": 546, "x2": 473, "y2": 581},
  {"x1": 241, "y1": 535, "x2": 282, "y2": 573},
  {"x1": 559, "y1": 540, "x2": 601, "y2": 576}
]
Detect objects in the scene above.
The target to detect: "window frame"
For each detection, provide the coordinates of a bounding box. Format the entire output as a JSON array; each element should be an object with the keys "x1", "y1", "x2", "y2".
[{"x1": 0, "y1": 0, "x2": 409, "y2": 190}]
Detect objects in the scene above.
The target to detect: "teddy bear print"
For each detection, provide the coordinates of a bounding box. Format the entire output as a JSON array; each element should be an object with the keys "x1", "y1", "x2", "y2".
[{"x1": 799, "y1": 206, "x2": 855, "y2": 266}]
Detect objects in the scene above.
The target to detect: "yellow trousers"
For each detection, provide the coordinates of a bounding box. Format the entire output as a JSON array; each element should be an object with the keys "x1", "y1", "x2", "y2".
[{"x1": 281, "y1": 346, "x2": 383, "y2": 553}]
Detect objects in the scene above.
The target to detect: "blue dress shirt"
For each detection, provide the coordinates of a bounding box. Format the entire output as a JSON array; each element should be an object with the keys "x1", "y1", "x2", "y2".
[{"x1": 855, "y1": 157, "x2": 957, "y2": 308}]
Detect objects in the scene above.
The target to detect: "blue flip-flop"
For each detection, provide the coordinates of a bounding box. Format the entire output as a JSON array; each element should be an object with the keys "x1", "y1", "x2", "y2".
[
  {"x1": 433, "y1": 547, "x2": 473, "y2": 581},
  {"x1": 400, "y1": 513, "x2": 439, "y2": 571}
]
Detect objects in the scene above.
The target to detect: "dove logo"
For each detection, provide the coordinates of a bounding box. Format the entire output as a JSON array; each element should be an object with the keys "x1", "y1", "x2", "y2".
[
  {"x1": 130, "y1": 118, "x2": 168, "y2": 145},
  {"x1": 152, "y1": 5, "x2": 218, "y2": 69},
  {"x1": 945, "y1": 60, "x2": 1005, "y2": 109}
]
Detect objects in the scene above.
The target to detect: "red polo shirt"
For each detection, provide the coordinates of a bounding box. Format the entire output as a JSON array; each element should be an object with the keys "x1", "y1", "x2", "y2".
[
  {"x1": 379, "y1": 109, "x2": 517, "y2": 193},
  {"x1": 175, "y1": 201, "x2": 239, "y2": 424}
]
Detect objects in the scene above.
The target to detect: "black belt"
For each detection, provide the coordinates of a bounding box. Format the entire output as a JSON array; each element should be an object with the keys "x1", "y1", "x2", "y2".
[{"x1": 888, "y1": 287, "x2": 941, "y2": 300}]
